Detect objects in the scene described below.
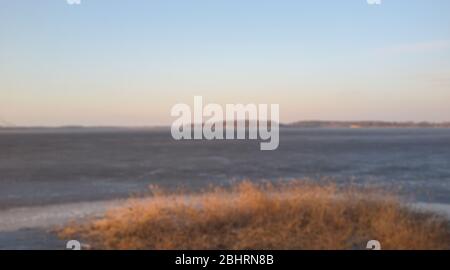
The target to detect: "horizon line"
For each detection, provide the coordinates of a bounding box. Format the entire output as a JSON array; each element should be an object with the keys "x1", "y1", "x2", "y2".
[{"x1": 2, "y1": 120, "x2": 450, "y2": 129}]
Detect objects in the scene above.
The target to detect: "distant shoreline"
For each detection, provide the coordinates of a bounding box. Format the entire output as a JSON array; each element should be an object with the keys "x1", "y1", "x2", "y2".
[
  {"x1": 1, "y1": 121, "x2": 450, "y2": 131},
  {"x1": 287, "y1": 121, "x2": 450, "y2": 129}
]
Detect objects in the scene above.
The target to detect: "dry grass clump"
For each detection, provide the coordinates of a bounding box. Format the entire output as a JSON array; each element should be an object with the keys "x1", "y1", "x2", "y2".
[{"x1": 59, "y1": 181, "x2": 450, "y2": 250}]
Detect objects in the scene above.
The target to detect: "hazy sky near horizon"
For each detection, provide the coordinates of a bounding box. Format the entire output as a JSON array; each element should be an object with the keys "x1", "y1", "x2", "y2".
[{"x1": 1, "y1": 0, "x2": 450, "y2": 126}]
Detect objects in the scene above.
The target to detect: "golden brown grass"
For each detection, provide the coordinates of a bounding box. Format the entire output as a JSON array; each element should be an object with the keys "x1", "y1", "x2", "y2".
[{"x1": 59, "y1": 181, "x2": 450, "y2": 250}]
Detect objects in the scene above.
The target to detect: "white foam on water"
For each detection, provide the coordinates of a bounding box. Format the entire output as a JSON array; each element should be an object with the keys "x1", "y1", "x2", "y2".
[
  {"x1": 0, "y1": 200, "x2": 123, "y2": 232},
  {"x1": 412, "y1": 202, "x2": 450, "y2": 220}
]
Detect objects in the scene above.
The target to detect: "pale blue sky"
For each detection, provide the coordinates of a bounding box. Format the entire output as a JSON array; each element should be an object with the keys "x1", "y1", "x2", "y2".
[{"x1": 1, "y1": 0, "x2": 450, "y2": 126}]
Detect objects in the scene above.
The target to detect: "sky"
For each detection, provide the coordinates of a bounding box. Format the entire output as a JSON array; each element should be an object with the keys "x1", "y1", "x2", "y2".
[{"x1": 1, "y1": 0, "x2": 450, "y2": 126}]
